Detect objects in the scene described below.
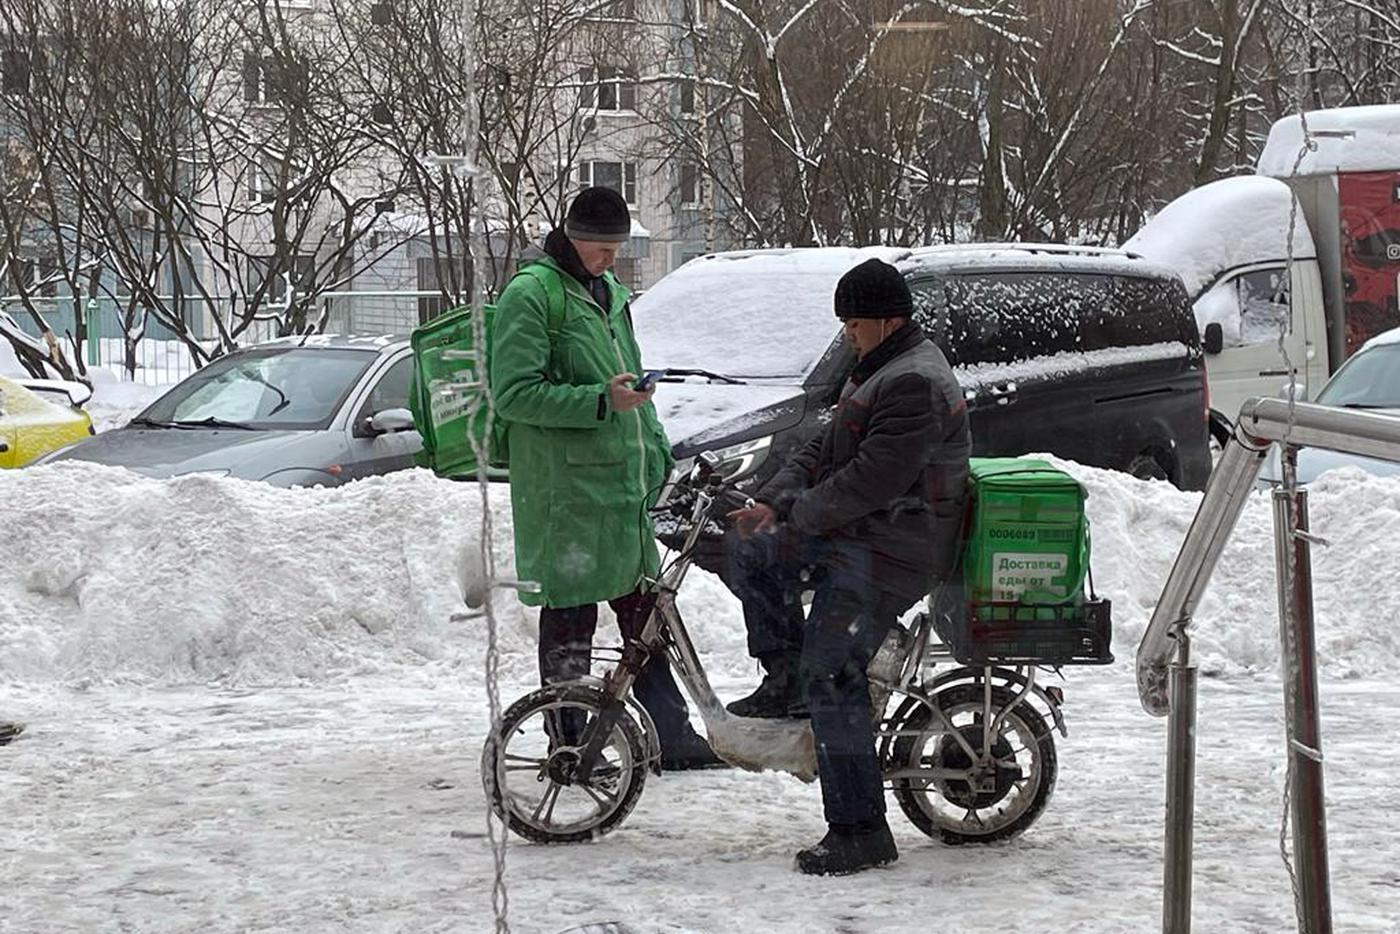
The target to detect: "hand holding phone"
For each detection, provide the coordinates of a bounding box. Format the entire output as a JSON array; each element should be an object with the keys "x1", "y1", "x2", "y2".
[{"x1": 632, "y1": 369, "x2": 666, "y2": 392}]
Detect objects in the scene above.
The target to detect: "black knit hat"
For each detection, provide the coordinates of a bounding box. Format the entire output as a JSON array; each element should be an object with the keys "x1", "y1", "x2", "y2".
[
  {"x1": 834, "y1": 258, "x2": 913, "y2": 319},
  {"x1": 564, "y1": 186, "x2": 631, "y2": 242}
]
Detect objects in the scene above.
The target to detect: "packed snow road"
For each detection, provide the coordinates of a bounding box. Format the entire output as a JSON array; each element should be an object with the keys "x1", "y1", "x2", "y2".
[
  {"x1": 4, "y1": 462, "x2": 1400, "y2": 931},
  {"x1": 6, "y1": 672, "x2": 1399, "y2": 933}
]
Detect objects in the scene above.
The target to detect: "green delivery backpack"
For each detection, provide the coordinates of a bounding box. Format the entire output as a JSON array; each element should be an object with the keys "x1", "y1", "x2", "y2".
[
  {"x1": 933, "y1": 456, "x2": 1113, "y2": 666},
  {"x1": 408, "y1": 264, "x2": 566, "y2": 479},
  {"x1": 961, "y1": 457, "x2": 1090, "y2": 605}
]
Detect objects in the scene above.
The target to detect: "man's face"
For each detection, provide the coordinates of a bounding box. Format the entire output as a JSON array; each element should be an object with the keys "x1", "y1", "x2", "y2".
[
  {"x1": 841, "y1": 316, "x2": 898, "y2": 360},
  {"x1": 570, "y1": 238, "x2": 623, "y2": 276}
]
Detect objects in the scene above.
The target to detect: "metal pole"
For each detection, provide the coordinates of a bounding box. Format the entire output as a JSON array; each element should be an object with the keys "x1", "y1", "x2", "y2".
[
  {"x1": 1163, "y1": 627, "x2": 1197, "y2": 934},
  {"x1": 1272, "y1": 477, "x2": 1332, "y2": 933}
]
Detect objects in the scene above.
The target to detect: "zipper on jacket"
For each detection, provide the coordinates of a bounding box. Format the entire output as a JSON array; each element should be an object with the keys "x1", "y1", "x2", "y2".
[
  {"x1": 569, "y1": 271, "x2": 650, "y2": 501},
  {"x1": 605, "y1": 306, "x2": 648, "y2": 500}
]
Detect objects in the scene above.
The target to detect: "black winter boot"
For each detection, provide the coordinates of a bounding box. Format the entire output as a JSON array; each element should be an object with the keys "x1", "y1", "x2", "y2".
[
  {"x1": 660, "y1": 726, "x2": 731, "y2": 771},
  {"x1": 795, "y1": 822, "x2": 899, "y2": 876},
  {"x1": 726, "y1": 654, "x2": 804, "y2": 719}
]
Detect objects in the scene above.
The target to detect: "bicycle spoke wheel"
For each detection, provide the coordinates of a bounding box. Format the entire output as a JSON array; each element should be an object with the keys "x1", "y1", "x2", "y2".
[{"x1": 482, "y1": 683, "x2": 649, "y2": 844}]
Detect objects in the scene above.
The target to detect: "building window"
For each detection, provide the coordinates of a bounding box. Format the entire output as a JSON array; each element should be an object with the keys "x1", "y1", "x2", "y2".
[
  {"x1": 244, "y1": 49, "x2": 308, "y2": 106},
  {"x1": 243, "y1": 50, "x2": 267, "y2": 104},
  {"x1": 253, "y1": 253, "x2": 315, "y2": 303},
  {"x1": 679, "y1": 164, "x2": 699, "y2": 208},
  {"x1": 129, "y1": 178, "x2": 150, "y2": 228},
  {"x1": 417, "y1": 255, "x2": 471, "y2": 323},
  {"x1": 577, "y1": 161, "x2": 637, "y2": 208},
  {"x1": 679, "y1": 78, "x2": 695, "y2": 115},
  {"x1": 246, "y1": 158, "x2": 276, "y2": 204},
  {"x1": 2, "y1": 49, "x2": 30, "y2": 96},
  {"x1": 7, "y1": 256, "x2": 60, "y2": 297},
  {"x1": 612, "y1": 255, "x2": 640, "y2": 290},
  {"x1": 581, "y1": 66, "x2": 636, "y2": 113}
]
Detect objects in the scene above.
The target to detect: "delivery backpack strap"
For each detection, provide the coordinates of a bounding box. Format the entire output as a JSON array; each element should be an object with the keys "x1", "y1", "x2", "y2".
[{"x1": 512, "y1": 262, "x2": 568, "y2": 347}]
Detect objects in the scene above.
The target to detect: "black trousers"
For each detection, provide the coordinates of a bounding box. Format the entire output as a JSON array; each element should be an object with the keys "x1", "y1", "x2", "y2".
[
  {"x1": 728, "y1": 528, "x2": 913, "y2": 828},
  {"x1": 538, "y1": 589, "x2": 694, "y2": 749}
]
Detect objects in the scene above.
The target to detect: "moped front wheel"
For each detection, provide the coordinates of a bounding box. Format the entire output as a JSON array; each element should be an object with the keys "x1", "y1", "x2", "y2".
[
  {"x1": 481, "y1": 683, "x2": 649, "y2": 844},
  {"x1": 889, "y1": 683, "x2": 1057, "y2": 845}
]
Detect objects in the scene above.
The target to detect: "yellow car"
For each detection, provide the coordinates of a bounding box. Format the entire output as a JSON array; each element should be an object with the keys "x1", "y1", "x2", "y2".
[{"x1": 0, "y1": 375, "x2": 94, "y2": 468}]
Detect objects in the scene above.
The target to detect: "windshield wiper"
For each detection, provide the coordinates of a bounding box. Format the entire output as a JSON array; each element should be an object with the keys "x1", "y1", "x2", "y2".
[
  {"x1": 1339, "y1": 402, "x2": 1400, "y2": 410},
  {"x1": 661, "y1": 367, "x2": 747, "y2": 385},
  {"x1": 128, "y1": 415, "x2": 179, "y2": 429},
  {"x1": 236, "y1": 367, "x2": 290, "y2": 415},
  {"x1": 169, "y1": 416, "x2": 256, "y2": 430}
]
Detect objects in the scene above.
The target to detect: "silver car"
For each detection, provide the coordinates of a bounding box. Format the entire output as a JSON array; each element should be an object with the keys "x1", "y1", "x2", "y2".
[
  {"x1": 41, "y1": 336, "x2": 422, "y2": 486},
  {"x1": 1258, "y1": 328, "x2": 1400, "y2": 484}
]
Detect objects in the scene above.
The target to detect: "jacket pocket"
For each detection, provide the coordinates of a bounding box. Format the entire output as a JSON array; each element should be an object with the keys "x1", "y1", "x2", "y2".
[{"x1": 564, "y1": 437, "x2": 624, "y2": 465}]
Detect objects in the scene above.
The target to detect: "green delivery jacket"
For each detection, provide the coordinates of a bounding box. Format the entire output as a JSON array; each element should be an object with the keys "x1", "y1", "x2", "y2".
[{"x1": 489, "y1": 256, "x2": 673, "y2": 608}]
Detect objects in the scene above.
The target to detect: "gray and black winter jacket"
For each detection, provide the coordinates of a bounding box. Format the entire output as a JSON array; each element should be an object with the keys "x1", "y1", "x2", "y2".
[{"x1": 757, "y1": 322, "x2": 971, "y2": 602}]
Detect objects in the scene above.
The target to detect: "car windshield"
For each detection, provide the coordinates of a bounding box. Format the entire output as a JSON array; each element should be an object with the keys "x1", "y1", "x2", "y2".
[
  {"x1": 137, "y1": 347, "x2": 376, "y2": 430},
  {"x1": 1316, "y1": 343, "x2": 1400, "y2": 409}
]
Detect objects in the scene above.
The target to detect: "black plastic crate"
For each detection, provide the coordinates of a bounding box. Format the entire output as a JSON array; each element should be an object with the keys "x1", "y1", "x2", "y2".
[{"x1": 933, "y1": 596, "x2": 1114, "y2": 666}]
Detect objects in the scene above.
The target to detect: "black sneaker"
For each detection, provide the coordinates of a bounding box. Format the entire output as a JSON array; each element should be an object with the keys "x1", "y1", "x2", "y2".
[
  {"x1": 660, "y1": 728, "x2": 731, "y2": 771},
  {"x1": 796, "y1": 823, "x2": 899, "y2": 876},
  {"x1": 0, "y1": 722, "x2": 23, "y2": 746}
]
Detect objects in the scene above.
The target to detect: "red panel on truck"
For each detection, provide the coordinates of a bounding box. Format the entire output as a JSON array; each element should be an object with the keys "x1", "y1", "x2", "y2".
[{"x1": 1338, "y1": 171, "x2": 1400, "y2": 357}]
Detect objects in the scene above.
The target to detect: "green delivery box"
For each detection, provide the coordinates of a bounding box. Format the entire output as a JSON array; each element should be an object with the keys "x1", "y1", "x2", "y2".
[
  {"x1": 963, "y1": 458, "x2": 1089, "y2": 606},
  {"x1": 408, "y1": 304, "x2": 506, "y2": 480}
]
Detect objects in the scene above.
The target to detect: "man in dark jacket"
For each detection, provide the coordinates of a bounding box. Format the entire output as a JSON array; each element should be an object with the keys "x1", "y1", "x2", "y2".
[{"x1": 726, "y1": 258, "x2": 971, "y2": 875}]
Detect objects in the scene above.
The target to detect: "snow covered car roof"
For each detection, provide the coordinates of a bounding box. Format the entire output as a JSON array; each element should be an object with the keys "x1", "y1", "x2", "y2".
[
  {"x1": 256, "y1": 333, "x2": 409, "y2": 351},
  {"x1": 636, "y1": 243, "x2": 1183, "y2": 379},
  {"x1": 1257, "y1": 105, "x2": 1400, "y2": 177},
  {"x1": 1123, "y1": 175, "x2": 1318, "y2": 297}
]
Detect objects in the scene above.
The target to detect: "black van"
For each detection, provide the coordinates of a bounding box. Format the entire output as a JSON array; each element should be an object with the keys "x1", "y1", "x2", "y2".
[{"x1": 633, "y1": 244, "x2": 1213, "y2": 495}]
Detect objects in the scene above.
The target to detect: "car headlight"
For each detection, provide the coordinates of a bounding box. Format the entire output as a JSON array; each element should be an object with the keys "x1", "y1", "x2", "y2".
[{"x1": 710, "y1": 435, "x2": 772, "y2": 482}]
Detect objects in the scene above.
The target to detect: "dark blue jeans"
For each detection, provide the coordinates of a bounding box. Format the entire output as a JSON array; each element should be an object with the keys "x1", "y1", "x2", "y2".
[{"x1": 727, "y1": 529, "x2": 913, "y2": 828}]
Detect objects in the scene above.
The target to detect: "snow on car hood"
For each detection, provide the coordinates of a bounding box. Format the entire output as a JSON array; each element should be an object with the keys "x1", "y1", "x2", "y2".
[
  {"x1": 650, "y1": 378, "x2": 806, "y2": 448},
  {"x1": 43, "y1": 426, "x2": 319, "y2": 480},
  {"x1": 1123, "y1": 176, "x2": 1317, "y2": 297}
]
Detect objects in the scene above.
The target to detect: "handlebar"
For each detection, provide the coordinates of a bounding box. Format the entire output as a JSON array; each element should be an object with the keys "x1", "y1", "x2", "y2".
[{"x1": 664, "y1": 452, "x2": 755, "y2": 519}]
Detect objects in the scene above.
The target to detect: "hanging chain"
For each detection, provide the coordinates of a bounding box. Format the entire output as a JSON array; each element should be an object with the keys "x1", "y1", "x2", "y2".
[
  {"x1": 1276, "y1": 6, "x2": 1320, "y2": 919},
  {"x1": 457, "y1": 0, "x2": 511, "y2": 928}
]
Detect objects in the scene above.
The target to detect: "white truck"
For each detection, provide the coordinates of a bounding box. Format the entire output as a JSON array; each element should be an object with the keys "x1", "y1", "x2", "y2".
[{"x1": 1125, "y1": 105, "x2": 1400, "y2": 444}]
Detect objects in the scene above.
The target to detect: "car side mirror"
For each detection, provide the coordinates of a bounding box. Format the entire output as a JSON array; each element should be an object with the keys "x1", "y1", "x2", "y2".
[
  {"x1": 1202, "y1": 322, "x2": 1224, "y2": 355},
  {"x1": 366, "y1": 407, "x2": 416, "y2": 436}
]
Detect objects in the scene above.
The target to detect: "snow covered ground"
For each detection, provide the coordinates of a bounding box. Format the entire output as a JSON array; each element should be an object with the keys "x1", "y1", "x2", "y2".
[{"x1": 4, "y1": 461, "x2": 1400, "y2": 932}]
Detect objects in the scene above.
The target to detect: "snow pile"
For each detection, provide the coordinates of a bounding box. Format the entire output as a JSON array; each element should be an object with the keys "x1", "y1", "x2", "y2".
[
  {"x1": 0, "y1": 463, "x2": 754, "y2": 688},
  {"x1": 1123, "y1": 176, "x2": 1317, "y2": 297},
  {"x1": 3, "y1": 459, "x2": 1399, "y2": 689},
  {"x1": 84, "y1": 368, "x2": 169, "y2": 433},
  {"x1": 0, "y1": 465, "x2": 523, "y2": 685},
  {"x1": 1258, "y1": 105, "x2": 1400, "y2": 177}
]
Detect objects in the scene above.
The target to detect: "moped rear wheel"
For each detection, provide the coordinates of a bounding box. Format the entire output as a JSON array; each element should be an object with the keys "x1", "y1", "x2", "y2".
[
  {"x1": 890, "y1": 683, "x2": 1057, "y2": 844},
  {"x1": 481, "y1": 683, "x2": 649, "y2": 844}
]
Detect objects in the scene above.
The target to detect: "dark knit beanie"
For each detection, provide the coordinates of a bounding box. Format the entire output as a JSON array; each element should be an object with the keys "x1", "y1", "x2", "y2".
[
  {"x1": 834, "y1": 258, "x2": 913, "y2": 319},
  {"x1": 564, "y1": 186, "x2": 631, "y2": 242}
]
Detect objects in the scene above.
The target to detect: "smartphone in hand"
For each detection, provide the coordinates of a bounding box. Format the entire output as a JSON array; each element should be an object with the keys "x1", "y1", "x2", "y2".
[{"x1": 632, "y1": 369, "x2": 666, "y2": 392}]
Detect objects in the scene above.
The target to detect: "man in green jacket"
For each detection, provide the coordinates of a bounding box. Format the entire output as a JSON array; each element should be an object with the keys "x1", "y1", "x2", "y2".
[{"x1": 490, "y1": 186, "x2": 723, "y2": 770}]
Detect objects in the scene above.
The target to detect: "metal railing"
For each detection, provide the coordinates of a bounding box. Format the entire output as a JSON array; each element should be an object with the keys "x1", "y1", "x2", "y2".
[{"x1": 1138, "y1": 396, "x2": 1400, "y2": 934}]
